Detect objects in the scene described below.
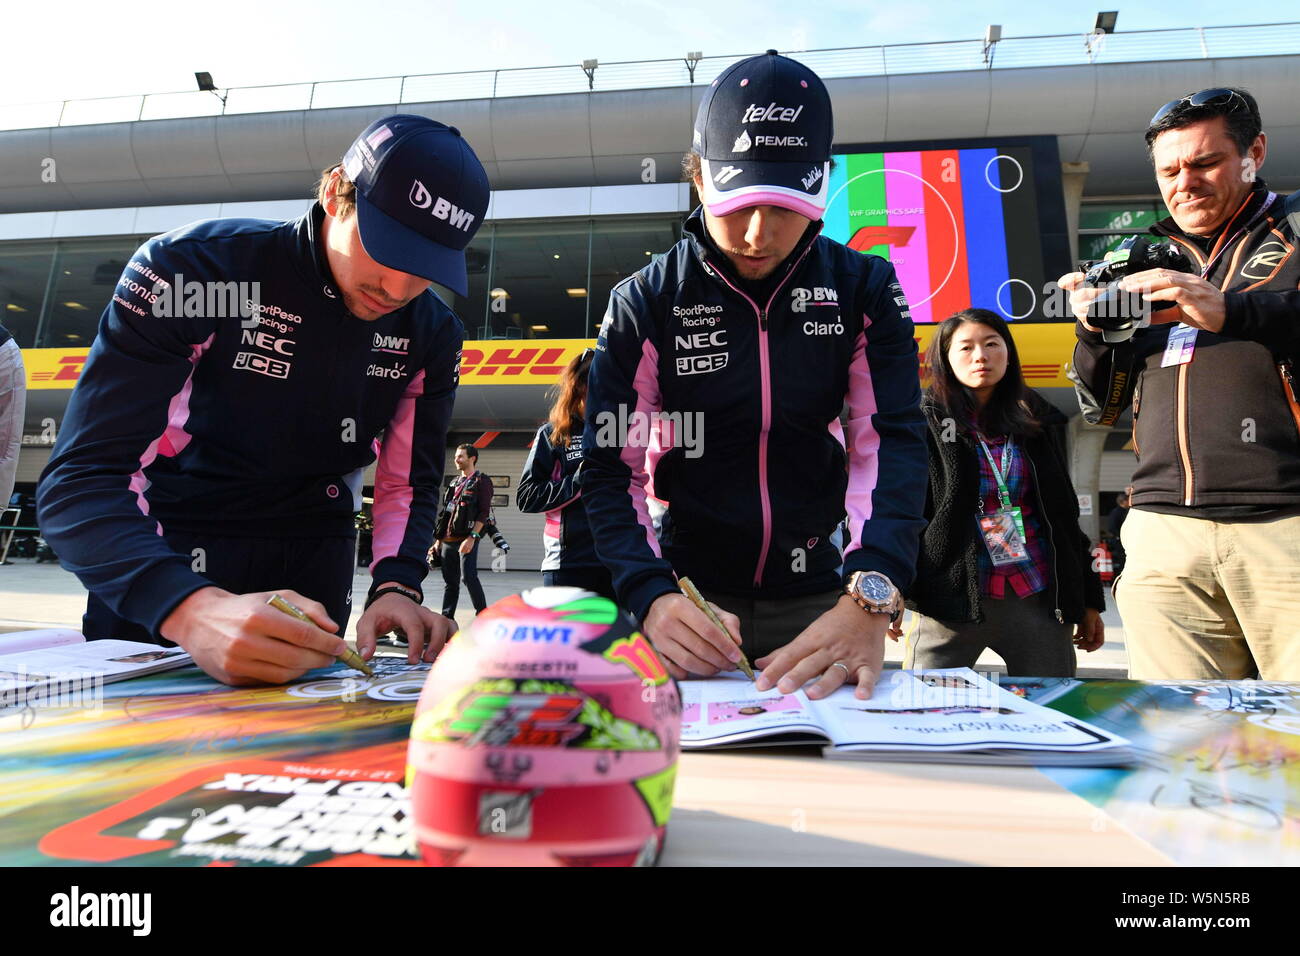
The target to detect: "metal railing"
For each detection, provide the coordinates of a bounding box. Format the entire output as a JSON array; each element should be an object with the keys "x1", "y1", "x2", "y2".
[{"x1": 2, "y1": 22, "x2": 1297, "y2": 131}]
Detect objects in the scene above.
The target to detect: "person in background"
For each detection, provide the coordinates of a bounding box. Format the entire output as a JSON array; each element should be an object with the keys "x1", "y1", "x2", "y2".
[
  {"x1": 1105, "y1": 488, "x2": 1133, "y2": 540},
  {"x1": 0, "y1": 322, "x2": 24, "y2": 513},
  {"x1": 436, "y1": 444, "x2": 493, "y2": 618},
  {"x1": 517, "y1": 349, "x2": 615, "y2": 600},
  {"x1": 1065, "y1": 87, "x2": 1300, "y2": 679},
  {"x1": 1103, "y1": 487, "x2": 1132, "y2": 573},
  {"x1": 899, "y1": 309, "x2": 1105, "y2": 677}
]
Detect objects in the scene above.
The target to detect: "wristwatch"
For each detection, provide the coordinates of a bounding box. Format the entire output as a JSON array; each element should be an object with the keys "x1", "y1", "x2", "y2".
[{"x1": 844, "y1": 571, "x2": 902, "y2": 622}]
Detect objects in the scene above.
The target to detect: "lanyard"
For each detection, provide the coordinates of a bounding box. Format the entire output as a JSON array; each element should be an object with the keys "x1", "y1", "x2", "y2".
[
  {"x1": 976, "y1": 434, "x2": 1015, "y2": 511},
  {"x1": 1199, "y1": 190, "x2": 1276, "y2": 280}
]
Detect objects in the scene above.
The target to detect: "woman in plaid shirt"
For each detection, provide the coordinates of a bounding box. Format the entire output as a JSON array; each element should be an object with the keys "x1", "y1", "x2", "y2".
[{"x1": 898, "y1": 309, "x2": 1105, "y2": 677}]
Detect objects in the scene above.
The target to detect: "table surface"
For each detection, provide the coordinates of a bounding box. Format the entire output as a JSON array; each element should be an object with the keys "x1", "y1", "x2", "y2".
[
  {"x1": 2, "y1": 662, "x2": 1294, "y2": 867},
  {"x1": 665, "y1": 749, "x2": 1171, "y2": 866}
]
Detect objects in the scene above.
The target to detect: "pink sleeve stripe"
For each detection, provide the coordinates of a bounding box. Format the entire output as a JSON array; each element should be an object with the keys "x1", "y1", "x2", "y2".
[
  {"x1": 619, "y1": 338, "x2": 663, "y2": 557},
  {"x1": 843, "y1": 322, "x2": 879, "y2": 557},
  {"x1": 130, "y1": 335, "x2": 214, "y2": 534},
  {"x1": 371, "y1": 369, "x2": 425, "y2": 567}
]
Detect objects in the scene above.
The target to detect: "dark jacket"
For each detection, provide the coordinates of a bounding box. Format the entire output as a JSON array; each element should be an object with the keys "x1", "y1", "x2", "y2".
[
  {"x1": 439, "y1": 470, "x2": 493, "y2": 543},
  {"x1": 581, "y1": 207, "x2": 927, "y2": 623},
  {"x1": 905, "y1": 390, "x2": 1105, "y2": 625},
  {"x1": 37, "y1": 205, "x2": 462, "y2": 637},
  {"x1": 517, "y1": 421, "x2": 599, "y2": 571},
  {"x1": 1071, "y1": 182, "x2": 1300, "y2": 515}
]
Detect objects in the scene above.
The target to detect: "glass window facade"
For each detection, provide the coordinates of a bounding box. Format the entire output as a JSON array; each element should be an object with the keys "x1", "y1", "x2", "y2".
[
  {"x1": 0, "y1": 216, "x2": 683, "y2": 348},
  {"x1": 0, "y1": 241, "x2": 58, "y2": 349},
  {"x1": 1078, "y1": 201, "x2": 1167, "y2": 263}
]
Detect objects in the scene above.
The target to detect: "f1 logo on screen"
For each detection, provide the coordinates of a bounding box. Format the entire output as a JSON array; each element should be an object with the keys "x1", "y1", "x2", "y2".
[{"x1": 823, "y1": 144, "x2": 1043, "y2": 324}]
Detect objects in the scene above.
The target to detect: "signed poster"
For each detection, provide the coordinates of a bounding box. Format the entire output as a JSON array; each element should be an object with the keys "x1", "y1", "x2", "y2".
[
  {"x1": 0, "y1": 658, "x2": 426, "y2": 866},
  {"x1": 1035, "y1": 680, "x2": 1300, "y2": 866}
]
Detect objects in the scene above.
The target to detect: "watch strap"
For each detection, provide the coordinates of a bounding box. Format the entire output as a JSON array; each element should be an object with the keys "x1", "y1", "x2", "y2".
[{"x1": 845, "y1": 571, "x2": 902, "y2": 621}]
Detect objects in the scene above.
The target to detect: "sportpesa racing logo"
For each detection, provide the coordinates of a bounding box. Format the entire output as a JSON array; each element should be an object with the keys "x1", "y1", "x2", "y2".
[{"x1": 673, "y1": 303, "x2": 723, "y2": 327}]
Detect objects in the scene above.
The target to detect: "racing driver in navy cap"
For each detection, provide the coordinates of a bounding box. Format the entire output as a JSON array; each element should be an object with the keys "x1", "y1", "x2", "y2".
[{"x1": 38, "y1": 115, "x2": 488, "y2": 685}]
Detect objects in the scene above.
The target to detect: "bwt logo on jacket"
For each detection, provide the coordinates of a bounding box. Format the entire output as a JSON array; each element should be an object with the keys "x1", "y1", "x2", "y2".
[
  {"x1": 791, "y1": 287, "x2": 839, "y2": 312},
  {"x1": 372, "y1": 333, "x2": 411, "y2": 353},
  {"x1": 408, "y1": 180, "x2": 477, "y2": 232}
]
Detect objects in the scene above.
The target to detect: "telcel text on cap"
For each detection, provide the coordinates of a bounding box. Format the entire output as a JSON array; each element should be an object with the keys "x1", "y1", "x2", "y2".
[{"x1": 692, "y1": 51, "x2": 833, "y2": 220}]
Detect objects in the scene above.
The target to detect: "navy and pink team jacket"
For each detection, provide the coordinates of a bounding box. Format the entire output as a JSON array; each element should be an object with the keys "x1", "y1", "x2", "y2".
[
  {"x1": 516, "y1": 421, "x2": 599, "y2": 571},
  {"x1": 36, "y1": 205, "x2": 461, "y2": 637},
  {"x1": 580, "y1": 209, "x2": 927, "y2": 623}
]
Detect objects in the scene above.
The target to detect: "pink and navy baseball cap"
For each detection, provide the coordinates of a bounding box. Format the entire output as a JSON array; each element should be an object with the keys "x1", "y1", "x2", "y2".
[
  {"x1": 341, "y1": 114, "x2": 489, "y2": 296},
  {"x1": 693, "y1": 51, "x2": 833, "y2": 220}
]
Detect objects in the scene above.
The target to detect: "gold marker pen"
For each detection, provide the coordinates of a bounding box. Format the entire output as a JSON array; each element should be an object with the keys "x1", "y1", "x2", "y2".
[
  {"x1": 267, "y1": 593, "x2": 375, "y2": 678},
  {"x1": 678, "y1": 576, "x2": 755, "y2": 681}
]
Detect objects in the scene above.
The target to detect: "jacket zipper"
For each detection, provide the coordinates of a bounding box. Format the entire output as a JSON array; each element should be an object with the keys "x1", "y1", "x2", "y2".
[
  {"x1": 1157, "y1": 191, "x2": 1275, "y2": 510},
  {"x1": 1024, "y1": 452, "x2": 1065, "y2": 624},
  {"x1": 703, "y1": 244, "x2": 815, "y2": 587}
]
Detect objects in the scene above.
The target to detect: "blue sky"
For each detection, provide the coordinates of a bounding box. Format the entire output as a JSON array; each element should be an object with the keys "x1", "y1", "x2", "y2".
[{"x1": 1, "y1": 1, "x2": 1285, "y2": 107}]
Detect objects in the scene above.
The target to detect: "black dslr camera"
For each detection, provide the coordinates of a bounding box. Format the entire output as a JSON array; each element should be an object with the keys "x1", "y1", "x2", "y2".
[{"x1": 1079, "y1": 236, "x2": 1196, "y2": 340}]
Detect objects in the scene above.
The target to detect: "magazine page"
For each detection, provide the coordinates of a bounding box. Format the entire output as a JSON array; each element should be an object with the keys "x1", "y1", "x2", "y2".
[
  {"x1": 0, "y1": 629, "x2": 85, "y2": 656},
  {"x1": 0, "y1": 639, "x2": 193, "y2": 698},
  {"x1": 810, "y1": 668, "x2": 1130, "y2": 756},
  {"x1": 679, "y1": 672, "x2": 829, "y2": 748}
]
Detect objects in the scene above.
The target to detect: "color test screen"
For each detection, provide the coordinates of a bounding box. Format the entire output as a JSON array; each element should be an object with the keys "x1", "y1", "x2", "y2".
[{"x1": 824, "y1": 144, "x2": 1053, "y2": 323}]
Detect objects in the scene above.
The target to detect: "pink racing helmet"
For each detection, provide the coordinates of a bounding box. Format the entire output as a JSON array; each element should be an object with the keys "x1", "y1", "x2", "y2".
[{"x1": 407, "y1": 587, "x2": 682, "y2": 866}]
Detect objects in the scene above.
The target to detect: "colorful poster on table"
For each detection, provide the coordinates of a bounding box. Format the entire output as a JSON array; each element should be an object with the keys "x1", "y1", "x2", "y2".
[
  {"x1": 1028, "y1": 678, "x2": 1300, "y2": 866},
  {"x1": 0, "y1": 659, "x2": 428, "y2": 867}
]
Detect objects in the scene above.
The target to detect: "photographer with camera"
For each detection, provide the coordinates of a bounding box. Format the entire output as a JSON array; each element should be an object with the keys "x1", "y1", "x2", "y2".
[{"x1": 1063, "y1": 88, "x2": 1300, "y2": 681}]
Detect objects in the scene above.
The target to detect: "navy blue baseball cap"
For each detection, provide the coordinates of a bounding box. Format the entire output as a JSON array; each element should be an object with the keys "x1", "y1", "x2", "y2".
[
  {"x1": 341, "y1": 114, "x2": 489, "y2": 297},
  {"x1": 693, "y1": 51, "x2": 833, "y2": 219}
]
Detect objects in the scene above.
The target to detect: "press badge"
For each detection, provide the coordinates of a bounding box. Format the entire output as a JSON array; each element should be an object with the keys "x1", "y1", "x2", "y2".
[
  {"x1": 1161, "y1": 323, "x2": 1198, "y2": 367},
  {"x1": 978, "y1": 508, "x2": 1029, "y2": 566}
]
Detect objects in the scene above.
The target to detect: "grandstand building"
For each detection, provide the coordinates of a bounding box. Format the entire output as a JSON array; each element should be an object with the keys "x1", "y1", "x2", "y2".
[{"x1": 3, "y1": 24, "x2": 1297, "y2": 567}]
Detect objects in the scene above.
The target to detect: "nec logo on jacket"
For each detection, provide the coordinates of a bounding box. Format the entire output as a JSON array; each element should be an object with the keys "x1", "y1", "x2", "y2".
[{"x1": 674, "y1": 328, "x2": 729, "y2": 377}]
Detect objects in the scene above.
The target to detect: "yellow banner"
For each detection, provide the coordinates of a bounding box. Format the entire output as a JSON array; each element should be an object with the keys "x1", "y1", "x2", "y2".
[
  {"x1": 23, "y1": 348, "x2": 91, "y2": 390},
  {"x1": 460, "y1": 339, "x2": 590, "y2": 386},
  {"x1": 23, "y1": 326, "x2": 1079, "y2": 392}
]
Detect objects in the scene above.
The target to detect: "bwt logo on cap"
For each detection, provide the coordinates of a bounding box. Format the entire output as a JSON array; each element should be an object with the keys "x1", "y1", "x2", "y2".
[
  {"x1": 341, "y1": 113, "x2": 490, "y2": 297},
  {"x1": 408, "y1": 180, "x2": 477, "y2": 232}
]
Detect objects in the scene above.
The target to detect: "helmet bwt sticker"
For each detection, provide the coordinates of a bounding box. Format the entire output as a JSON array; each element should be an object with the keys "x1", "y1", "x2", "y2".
[{"x1": 407, "y1": 587, "x2": 681, "y2": 866}]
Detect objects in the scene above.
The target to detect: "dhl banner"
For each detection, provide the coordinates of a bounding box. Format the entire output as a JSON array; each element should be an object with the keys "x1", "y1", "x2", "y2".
[
  {"x1": 24, "y1": 349, "x2": 91, "y2": 390},
  {"x1": 22, "y1": 326, "x2": 1079, "y2": 392}
]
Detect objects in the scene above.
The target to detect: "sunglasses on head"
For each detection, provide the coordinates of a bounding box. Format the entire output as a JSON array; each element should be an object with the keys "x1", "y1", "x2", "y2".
[{"x1": 1149, "y1": 88, "x2": 1250, "y2": 127}]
